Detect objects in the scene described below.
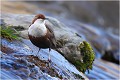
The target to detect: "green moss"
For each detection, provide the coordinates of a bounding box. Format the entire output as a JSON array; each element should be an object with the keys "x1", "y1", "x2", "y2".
[
  {"x1": 0, "y1": 26, "x2": 20, "y2": 41},
  {"x1": 78, "y1": 41, "x2": 95, "y2": 73},
  {"x1": 67, "y1": 41, "x2": 95, "y2": 73}
]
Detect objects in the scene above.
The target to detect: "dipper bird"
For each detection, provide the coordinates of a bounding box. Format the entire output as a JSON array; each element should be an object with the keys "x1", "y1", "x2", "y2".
[{"x1": 28, "y1": 14, "x2": 57, "y2": 62}]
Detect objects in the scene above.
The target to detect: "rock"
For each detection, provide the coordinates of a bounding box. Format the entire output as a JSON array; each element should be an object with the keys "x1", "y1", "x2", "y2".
[
  {"x1": 1, "y1": 39, "x2": 88, "y2": 80},
  {"x1": 19, "y1": 30, "x2": 29, "y2": 39},
  {"x1": 1, "y1": 13, "x2": 95, "y2": 79},
  {"x1": 60, "y1": 19, "x2": 119, "y2": 63},
  {"x1": 2, "y1": 13, "x2": 94, "y2": 72}
]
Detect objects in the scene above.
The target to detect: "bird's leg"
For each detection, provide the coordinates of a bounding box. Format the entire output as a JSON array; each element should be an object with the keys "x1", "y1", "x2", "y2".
[
  {"x1": 46, "y1": 38, "x2": 52, "y2": 66},
  {"x1": 48, "y1": 48, "x2": 51, "y2": 67},
  {"x1": 48, "y1": 48, "x2": 51, "y2": 62},
  {"x1": 36, "y1": 48, "x2": 41, "y2": 56}
]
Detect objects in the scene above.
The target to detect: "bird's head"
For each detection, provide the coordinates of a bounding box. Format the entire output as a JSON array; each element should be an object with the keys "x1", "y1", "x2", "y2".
[
  {"x1": 32, "y1": 14, "x2": 47, "y2": 24},
  {"x1": 35, "y1": 14, "x2": 45, "y2": 19}
]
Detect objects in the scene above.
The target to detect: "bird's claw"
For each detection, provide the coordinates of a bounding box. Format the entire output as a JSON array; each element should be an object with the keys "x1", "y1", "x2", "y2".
[
  {"x1": 48, "y1": 59, "x2": 51, "y2": 63},
  {"x1": 47, "y1": 59, "x2": 52, "y2": 67}
]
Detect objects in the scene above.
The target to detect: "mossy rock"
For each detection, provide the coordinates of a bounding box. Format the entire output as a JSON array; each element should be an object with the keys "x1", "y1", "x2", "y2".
[{"x1": 66, "y1": 41, "x2": 95, "y2": 73}]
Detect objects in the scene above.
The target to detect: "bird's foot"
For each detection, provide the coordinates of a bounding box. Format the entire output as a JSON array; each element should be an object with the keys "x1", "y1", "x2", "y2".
[
  {"x1": 48, "y1": 58, "x2": 51, "y2": 63},
  {"x1": 48, "y1": 59, "x2": 52, "y2": 67}
]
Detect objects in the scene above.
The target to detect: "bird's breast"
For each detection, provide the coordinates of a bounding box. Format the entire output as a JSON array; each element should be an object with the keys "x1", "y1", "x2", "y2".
[{"x1": 28, "y1": 23, "x2": 47, "y2": 37}]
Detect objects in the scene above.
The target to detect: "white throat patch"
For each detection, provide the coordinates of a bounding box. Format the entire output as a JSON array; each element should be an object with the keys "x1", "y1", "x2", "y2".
[{"x1": 28, "y1": 19, "x2": 47, "y2": 37}]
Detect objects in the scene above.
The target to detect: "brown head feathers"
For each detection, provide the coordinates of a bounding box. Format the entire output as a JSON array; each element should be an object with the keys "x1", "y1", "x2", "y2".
[{"x1": 32, "y1": 14, "x2": 46, "y2": 24}]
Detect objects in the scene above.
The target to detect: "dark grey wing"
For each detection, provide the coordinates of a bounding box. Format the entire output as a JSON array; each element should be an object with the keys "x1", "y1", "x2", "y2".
[{"x1": 45, "y1": 20, "x2": 57, "y2": 49}]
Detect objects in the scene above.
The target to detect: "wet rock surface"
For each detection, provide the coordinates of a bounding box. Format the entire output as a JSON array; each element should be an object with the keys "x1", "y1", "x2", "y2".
[{"x1": 1, "y1": 39, "x2": 88, "y2": 80}]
